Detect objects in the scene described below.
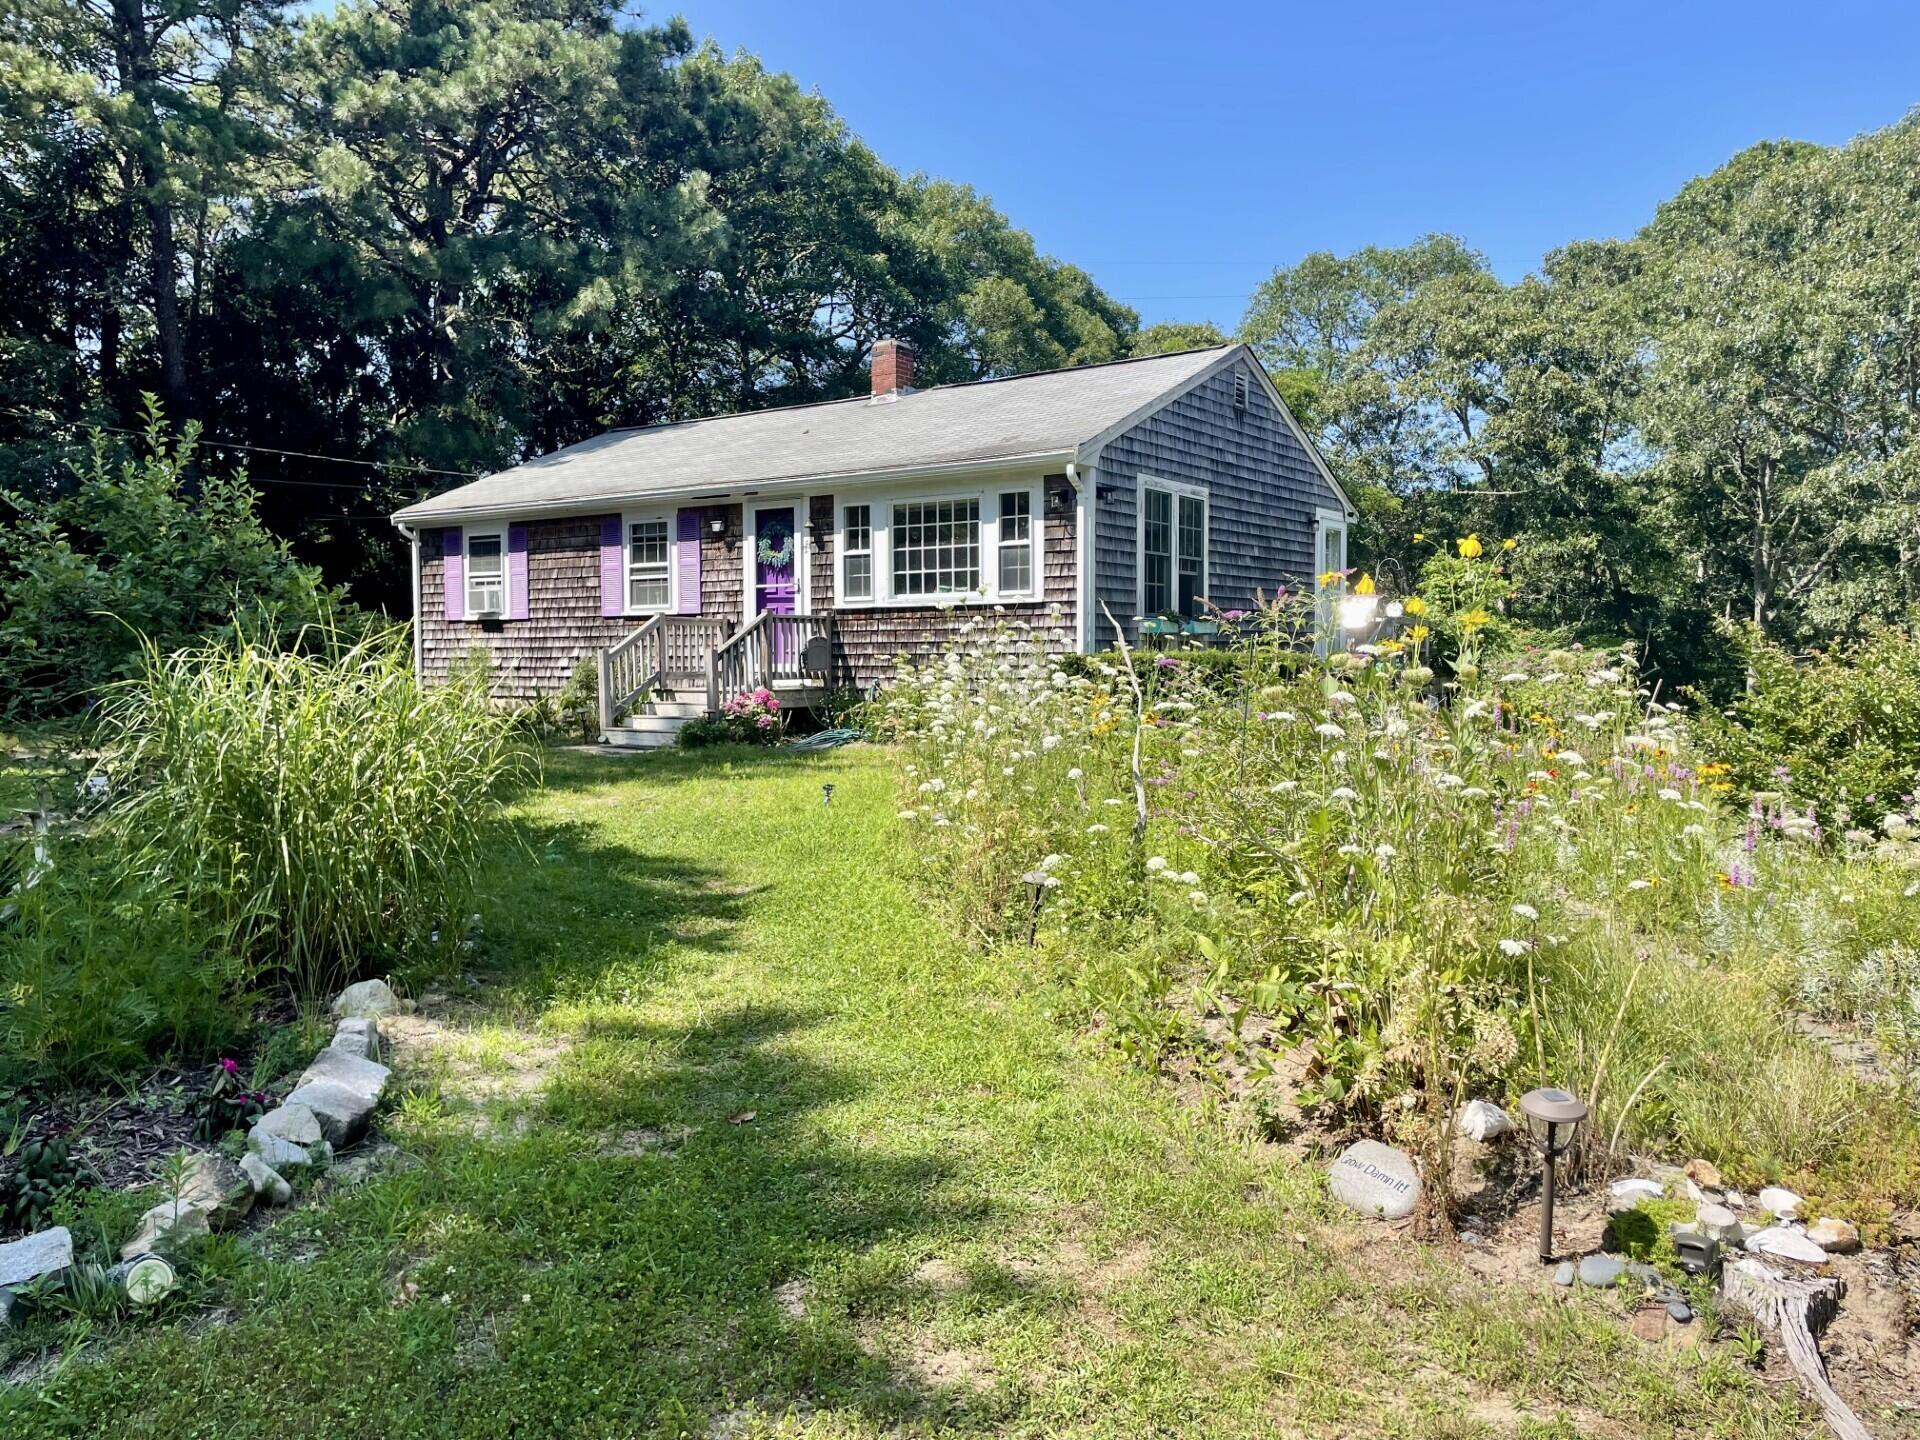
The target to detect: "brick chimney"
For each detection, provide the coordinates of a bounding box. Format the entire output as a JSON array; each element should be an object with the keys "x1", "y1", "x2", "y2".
[{"x1": 870, "y1": 337, "x2": 915, "y2": 397}]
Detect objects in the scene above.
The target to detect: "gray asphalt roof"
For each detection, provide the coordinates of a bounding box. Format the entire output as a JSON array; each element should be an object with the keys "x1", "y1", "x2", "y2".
[{"x1": 392, "y1": 345, "x2": 1235, "y2": 524}]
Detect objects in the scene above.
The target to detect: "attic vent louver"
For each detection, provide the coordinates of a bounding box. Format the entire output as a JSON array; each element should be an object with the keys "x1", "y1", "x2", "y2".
[{"x1": 1232, "y1": 369, "x2": 1249, "y2": 411}]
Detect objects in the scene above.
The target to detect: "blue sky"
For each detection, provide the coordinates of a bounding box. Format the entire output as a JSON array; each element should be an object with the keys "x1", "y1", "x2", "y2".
[{"x1": 666, "y1": 0, "x2": 1920, "y2": 330}]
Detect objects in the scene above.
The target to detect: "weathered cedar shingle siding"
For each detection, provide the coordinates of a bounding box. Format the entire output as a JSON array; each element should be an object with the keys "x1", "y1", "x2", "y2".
[
  {"x1": 420, "y1": 512, "x2": 742, "y2": 701},
  {"x1": 1092, "y1": 361, "x2": 1342, "y2": 646},
  {"x1": 808, "y1": 474, "x2": 1077, "y2": 689}
]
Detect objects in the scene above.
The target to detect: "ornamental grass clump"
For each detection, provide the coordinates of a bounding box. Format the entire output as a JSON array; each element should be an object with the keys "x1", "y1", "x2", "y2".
[{"x1": 98, "y1": 627, "x2": 528, "y2": 998}]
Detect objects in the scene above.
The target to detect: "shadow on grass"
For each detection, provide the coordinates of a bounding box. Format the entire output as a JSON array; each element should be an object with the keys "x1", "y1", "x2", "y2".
[{"x1": 524, "y1": 740, "x2": 878, "y2": 799}]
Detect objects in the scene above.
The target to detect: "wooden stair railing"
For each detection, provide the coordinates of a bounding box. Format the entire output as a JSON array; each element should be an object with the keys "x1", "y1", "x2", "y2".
[
  {"x1": 706, "y1": 612, "x2": 835, "y2": 714},
  {"x1": 598, "y1": 614, "x2": 734, "y2": 735}
]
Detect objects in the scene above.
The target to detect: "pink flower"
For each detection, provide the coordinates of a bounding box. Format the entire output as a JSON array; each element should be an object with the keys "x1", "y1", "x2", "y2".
[{"x1": 221, "y1": 1058, "x2": 239, "y2": 1074}]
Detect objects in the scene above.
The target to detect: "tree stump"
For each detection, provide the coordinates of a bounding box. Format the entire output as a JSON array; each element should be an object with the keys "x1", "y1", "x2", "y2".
[{"x1": 1721, "y1": 1256, "x2": 1871, "y2": 1440}]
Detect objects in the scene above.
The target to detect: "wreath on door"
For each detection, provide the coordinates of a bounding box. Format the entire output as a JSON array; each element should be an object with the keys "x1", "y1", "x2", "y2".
[{"x1": 756, "y1": 519, "x2": 794, "y2": 569}]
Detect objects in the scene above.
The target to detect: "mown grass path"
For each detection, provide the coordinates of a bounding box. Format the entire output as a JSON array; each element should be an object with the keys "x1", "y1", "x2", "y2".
[{"x1": 3, "y1": 747, "x2": 1806, "y2": 1438}]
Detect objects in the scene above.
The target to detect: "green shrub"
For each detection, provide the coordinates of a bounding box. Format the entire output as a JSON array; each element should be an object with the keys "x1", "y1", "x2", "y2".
[
  {"x1": 0, "y1": 400, "x2": 358, "y2": 719},
  {"x1": 1689, "y1": 619, "x2": 1920, "y2": 827},
  {"x1": 0, "y1": 831, "x2": 245, "y2": 1084},
  {"x1": 97, "y1": 626, "x2": 529, "y2": 998}
]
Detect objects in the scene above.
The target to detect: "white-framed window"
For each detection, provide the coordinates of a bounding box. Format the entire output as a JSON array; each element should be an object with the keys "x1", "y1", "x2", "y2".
[
  {"x1": 891, "y1": 497, "x2": 981, "y2": 597},
  {"x1": 625, "y1": 514, "x2": 672, "y2": 612},
  {"x1": 465, "y1": 530, "x2": 505, "y2": 617},
  {"x1": 1138, "y1": 477, "x2": 1207, "y2": 618},
  {"x1": 1315, "y1": 506, "x2": 1348, "y2": 647},
  {"x1": 841, "y1": 503, "x2": 873, "y2": 600},
  {"x1": 997, "y1": 490, "x2": 1034, "y2": 595},
  {"x1": 831, "y1": 484, "x2": 1038, "y2": 607}
]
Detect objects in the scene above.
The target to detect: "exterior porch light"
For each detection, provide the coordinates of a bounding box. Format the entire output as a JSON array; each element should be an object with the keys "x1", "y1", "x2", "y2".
[
  {"x1": 708, "y1": 514, "x2": 727, "y2": 537},
  {"x1": 1518, "y1": 1087, "x2": 1589, "y2": 1263}
]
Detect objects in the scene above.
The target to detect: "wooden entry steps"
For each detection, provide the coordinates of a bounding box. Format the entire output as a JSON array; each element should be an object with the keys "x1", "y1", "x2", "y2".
[{"x1": 597, "y1": 611, "x2": 835, "y2": 747}]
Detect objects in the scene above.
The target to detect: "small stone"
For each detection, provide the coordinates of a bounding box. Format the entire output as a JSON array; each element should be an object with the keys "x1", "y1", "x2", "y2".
[
  {"x1": 177, "y1": 1152, "x2": 254, "y2": 1229},
  {"x1": 121, "y1": 1200, "x2": 211, "y2": 1260},
  {"x1": 1666, "y1": 1299, "x2": 1693, "y2": 1323},
  {"x1": 1552, "y1": 1261, "x2": 1575, "y2": 1287},
  {"x1": 1757, "y1": 1186, "x2": 1803, "y2": 1220},
  {"x1": 1327, "y1": 1140, "x2": 1420, "y2": 1219},
  {"x1": 1625, "y1": 1262, "x2": 1663, "y2": 1286},
  {"x1": 1607, "y1": 1177, "x2": 1665, "y2": 1211},
  {"x1": 240, "y1": 1152, "x2": 293, "y2": 1205},
  {"x1": 1805, "y1": 1217, "x2": 1860, "y2": 1254},
  {"x1": 0, "y1": 1227, "x2": 73, "y2": 1289},
  {"x1": 250, "y1": 1103, "x2": 325, "y2": 1171},
  {"x1": 1724, "y1": 1190, "x2": 1746, "y2": 1209},
  {"x1": 1578, "y1": 1255, "x2": 1625, "y2": 1287},
  {"x1": 1683, "y1": 1158, "x2": 1723, "y2": 1190},
  {"x1": 1630, "y1": 1304, "x2": 1667, "y2": 1341},
  {"x1": 330, "y1": 1016, "x2": 381, "y2": 1061},
  {"x1": 0, "y1": 1286, "x2": 14, "y2": 1328},
  {"x1": 1695, "y1": 1203, "x2": 1743, "y2": 1243},
  {"x1": 1744, "y1": 1225, "x2": 1826, "y2": 1263},
  {"x1": 331, "y1": 978, "x2": 402, "y2": 1019},
  {"x1": 1456, "y1": 1100, "x2": 1514, "y2": 1142}
]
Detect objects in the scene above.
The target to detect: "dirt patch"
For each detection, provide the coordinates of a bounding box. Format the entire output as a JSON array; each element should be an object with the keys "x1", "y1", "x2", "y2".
[
  {"x1": 901, "y1": 1339, "x2": 994, "y2": 1392},
  {"x1": 382, "y1": 999, "x2": 572, "y2": 1106},
  {"x1": 910, "y1": 1257, "x2": 966, "y2": 1294},
  {"x1": 771, "y1": 1278, "x2": 810, "y2": 1319}
]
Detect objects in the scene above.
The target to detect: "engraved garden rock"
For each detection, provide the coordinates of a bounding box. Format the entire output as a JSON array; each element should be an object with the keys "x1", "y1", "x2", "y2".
[
  {"x1": 1328, "y1": 1140, "x2": 1419, "y2": 1219},
  {"x1": 282, "y1": 1047, "x2": 391, "y2": 1147}
]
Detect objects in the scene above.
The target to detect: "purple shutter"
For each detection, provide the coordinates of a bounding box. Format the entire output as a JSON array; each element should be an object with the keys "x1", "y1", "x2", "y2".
[
  {"x1": 599, "y1": 516, "x2": 624, "y2": 617},
  {"x1": 676, "y1": 508, "x2": 703, "y2": 615},
  {"x1": 507, "y1": 524, "x2": 530, "y2": 620},
  {"x1": 442, "y1": 528, "x2": 463, "y2": 622}
]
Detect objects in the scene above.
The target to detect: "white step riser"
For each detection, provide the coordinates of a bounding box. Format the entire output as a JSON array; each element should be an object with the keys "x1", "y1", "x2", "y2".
[{"x1": 603, "y1": 727, "x2": 680, "y2": 750}]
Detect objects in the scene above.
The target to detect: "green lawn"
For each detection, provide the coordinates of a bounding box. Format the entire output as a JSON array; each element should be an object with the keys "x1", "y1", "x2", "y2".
[{"x1": 2, "y1": 747, "x2": 1807, "y2": 1437}]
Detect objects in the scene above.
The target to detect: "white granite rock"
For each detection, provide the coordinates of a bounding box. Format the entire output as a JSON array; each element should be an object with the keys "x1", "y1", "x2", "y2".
[
  {"x1": 1757, "y1": 1186, "x2": 1803, "y2": 1219},
  {"x1": 283, "y1": 1047, "x2": 390, "y2": 1147},
  {"x1": 0, "y1": 1226, "x2": 72, "y2": 1289},
  {"x1": 240, "y1": 1152, "x2": 293, "y2": 1206},
  {"x1": 1606, "y1": 1177, "x2": 1665, "y2": 1211},
  {"x1": 330, "y1": 1016, "x2": 381, "y2": 1061},
  {"x1": 1328, "y1": 1140, "x2": 1420, "y2": 1219},
  {"x1": 177, "y1": 1152, "x2": 254, "y2": 1229},
  {"x1": 1743, "y1": 1225, "x2": 1826, "y2": 1263},
  {"x1": 1456, "y1": 1100, "x2": 1514, "y2": 1142},
  {"x1": 1695, "y1": 1203, "x2": 1743, "y2": 1244},
  {"x1": 331, "y1": 979, "x2": 401, "y2": 1019},
  {"x1": 249, "y1": 1103, "x2": 330, "y2": 1172},
  {"x1": 121, "y1": 1200, "x2": 212, "y2": 1260}
]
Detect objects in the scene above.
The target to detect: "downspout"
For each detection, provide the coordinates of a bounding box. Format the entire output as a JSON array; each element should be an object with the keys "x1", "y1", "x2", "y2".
[
  {"x1": 393, "y1": 519, "x2": 422, "y2": 682},
  {"x1": 1067, "y1": 460, "x2": 1095, "y2": 654}
]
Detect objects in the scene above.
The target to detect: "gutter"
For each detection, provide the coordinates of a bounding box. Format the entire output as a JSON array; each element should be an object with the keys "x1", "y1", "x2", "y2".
[
  {"x1": 1065, "y1": 461, "x2": 1094, "y2": 654},
  {"x1": 392, "y1": 519, "x2": 422, "y2": 681},
  {"x1": 390, "y1": 448, "x2": 1077, "y2": 529}
]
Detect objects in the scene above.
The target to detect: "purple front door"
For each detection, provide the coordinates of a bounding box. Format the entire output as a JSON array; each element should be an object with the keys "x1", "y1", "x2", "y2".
[{"x1": 753, "y1": 506, "x2": 798, "y2": 667}]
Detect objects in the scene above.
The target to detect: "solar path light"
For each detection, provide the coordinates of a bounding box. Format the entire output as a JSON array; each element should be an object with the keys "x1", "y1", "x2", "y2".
[{"x1": 1518, "y1": 1087, "x2": 1588, "y2": 1263}]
